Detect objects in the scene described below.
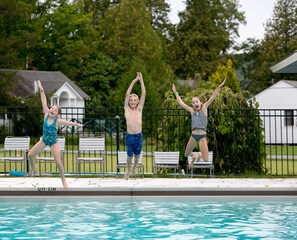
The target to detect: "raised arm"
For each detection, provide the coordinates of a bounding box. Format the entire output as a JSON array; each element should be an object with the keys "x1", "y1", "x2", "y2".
[
  {"x1": 37, "y1": 80, "x2": 49, "y2": 115},
  {"x1": 138, "y1": 72, "x2": 146, "y2": 108},
  {"x1": 57, "y1": 119, "x2": 83, "y2": 127},
  {"x1": 172, "y1": 84, "x2": 192, "y2": 112},
  {"x1": 204, "y1": 78, "x2": 226, "y2": 108},
  {"x1": 124, "y1": 75, "x2": 138, "y2": 108}
]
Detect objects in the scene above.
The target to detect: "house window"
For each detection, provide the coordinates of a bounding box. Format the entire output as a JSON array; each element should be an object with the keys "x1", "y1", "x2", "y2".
[
  {"x1": 53, "y1": 98, "x2": 58, "y2": 105},
  {"x1": 284, "y1": 110, "x2": 293, "y2": 126}
]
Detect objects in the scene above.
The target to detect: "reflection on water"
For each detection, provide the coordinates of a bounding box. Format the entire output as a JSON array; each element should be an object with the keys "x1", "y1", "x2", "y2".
[{"x1": 0, "y1": 197, "x2": 296, "y2": 239}]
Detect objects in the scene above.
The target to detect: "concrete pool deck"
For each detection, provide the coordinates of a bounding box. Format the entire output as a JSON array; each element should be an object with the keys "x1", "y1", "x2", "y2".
[{"x1": 0, "y1": 177, "x2": 296, "y2": 196}]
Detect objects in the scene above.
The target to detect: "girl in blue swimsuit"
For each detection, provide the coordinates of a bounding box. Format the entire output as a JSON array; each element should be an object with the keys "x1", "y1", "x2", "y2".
[
  {"x1": 172, "y1": 79, "x2": 226, "y2": 166},
  {"x1": 28, "y1": 80, "x2": 83, "y2": 188}
]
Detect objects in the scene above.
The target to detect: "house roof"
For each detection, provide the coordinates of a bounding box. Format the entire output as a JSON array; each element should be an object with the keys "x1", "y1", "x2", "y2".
[
  {"x1": 283, "y1": 80, "x2": 297, "y2": 87},
  {"x1": 252, "y1": 80, "x2": 297, "y2": 109},
  {"x1": 270, "y1": 51, "x2": 297, "y2": 73},
  {"x1": 1, "y1": 69, "x2": 90, "y2": 100}
]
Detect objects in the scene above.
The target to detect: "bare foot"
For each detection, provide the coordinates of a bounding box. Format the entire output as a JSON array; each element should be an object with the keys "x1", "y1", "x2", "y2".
[
  {"x1": 189, "y1": 154, "x2": 198, "y2": 167},
  {"x1": 62, "y1": 179, "x2": 68, "y2": 189},
  {"x1": 29, "y1": 164, "x2": 37, "y2": 177},
  {"x1": 125, "y1": 171, "x2": 130, "y2": 180},
  {"x1": 131, "y1": 165, "x2": 136, "y2": 178}
]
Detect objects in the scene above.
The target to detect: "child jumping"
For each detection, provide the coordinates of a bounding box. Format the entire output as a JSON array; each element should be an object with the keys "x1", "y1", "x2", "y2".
[
  {"x1": 124, "y1": 72, "x2": 146, "y2": 179},
  {"x1": 28, "y1": 80, "x2": 83, "y2": 188},
  {"x1": 172, "y1": 79, "x2": 226, "y2": 165}
]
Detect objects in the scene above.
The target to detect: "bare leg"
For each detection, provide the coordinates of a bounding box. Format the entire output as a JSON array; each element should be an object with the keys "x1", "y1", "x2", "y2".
[
  {"x1": 198, "y1": 138, "x2": 209, "y2": 162},
  {"x1": 51, "y1": 143, "x2": 68, "y2": 189},
  {"x1": 132, "y1": 155, "x2": 140, "y2": 177},
  {"x1": 28, "y1": 140, "x2": 45, "y2": 177},
  {"x1": 125, "y1": 156, "x2": 132, "y2": 180},
  {"x1": 184, "y1": 136, "x2": 199, "y2": 166}
]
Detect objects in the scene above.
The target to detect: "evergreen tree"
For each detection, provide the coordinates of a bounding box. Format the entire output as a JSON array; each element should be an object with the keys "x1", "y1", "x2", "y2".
[
  {"x1": 0, "y1": 0, "x2": 37, "y2": 69},
  {"x1": 144, "y1": 0, "x2": 172, "y2": 36},
  {"x1": 233, "y1": 38, "x2": 262, "y2": 94},
  {"x1": 245, "y1": 0, "x2": 297, "y2": 94},
  {"x1": 102, "y1": 0, "x2": 173, "y2": 107},
  {"x1": 30, "y1": 0, "x2": 98, "y2": 79},
  {"x1": 209, "y1": 59, "x2": 240, "y2": 93},
  {"x1": 168, "y1": 0, "x2": 245, "y2": 80}
]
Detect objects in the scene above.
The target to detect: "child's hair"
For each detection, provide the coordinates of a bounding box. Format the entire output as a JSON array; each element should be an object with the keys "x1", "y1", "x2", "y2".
[
  {"x1": 128, "y1": 94, "x2": 140, "y2": 107},
  {"x1": 129, "y1": 93, "x2": 139, "y2": 99}
]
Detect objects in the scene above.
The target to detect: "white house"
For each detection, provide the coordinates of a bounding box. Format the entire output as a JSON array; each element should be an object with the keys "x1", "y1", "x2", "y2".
[
  {"x1": 253, "y1": 80, "x2": 297, "y2": 144},
  {"x1": 253, "y1": 51, "x2": 297, "y2": 144},
  {"x1": 2, "y1": 69, "x2": 90, "y2": 124}
]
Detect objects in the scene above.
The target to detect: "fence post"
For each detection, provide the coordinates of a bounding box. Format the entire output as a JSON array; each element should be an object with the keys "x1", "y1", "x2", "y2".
[
  {"x1": 115, "y1": 107, "x2": 120, "y2": 167},
  {"x1": 25, "y1": 105, "x2": 29, "y2": 173},
  {"x1": 25, "y1": 106, "x2": 29, "y2": 136}
]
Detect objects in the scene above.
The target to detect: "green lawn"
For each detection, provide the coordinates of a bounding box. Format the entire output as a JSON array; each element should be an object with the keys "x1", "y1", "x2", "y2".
[{"x1": 1, "y1": 145, "x2": 297, "y2": 176}]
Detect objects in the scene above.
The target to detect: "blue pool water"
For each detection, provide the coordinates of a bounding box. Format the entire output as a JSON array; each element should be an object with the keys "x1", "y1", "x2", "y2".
[{"x1": 0, "y1": 197, "x2": 296, "y2": 239}]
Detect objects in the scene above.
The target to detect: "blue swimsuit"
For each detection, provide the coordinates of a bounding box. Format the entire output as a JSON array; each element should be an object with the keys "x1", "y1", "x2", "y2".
[
  {"x1": 42, "y1": 116, "x2": 58, "y2": 146},
  {"x1": 125, "y1": 133, "x2": 142, "y2": 157}
]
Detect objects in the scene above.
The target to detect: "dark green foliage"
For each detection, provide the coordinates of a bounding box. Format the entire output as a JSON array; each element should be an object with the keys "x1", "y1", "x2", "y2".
[
  {"x1": 0, "y1": 126, "x2": 9, "y2": 143},
  {"x1": 235, "y1": 0, "x2": 297, "y2": 95},
  {"x1": 162, "y1": 81, "x2": 266, "y2": 175},
  {"x1": 168, "y1": 0, "x2": 245, "y2": 79},
  {"x1": 0, "y1": 0, "x2": 36, "y2": 69},
  {"x1": 0, "y1": 71, "x2": 20, "y2": 106},
  {"x1": 78, "y1": 53, "x2": 119, "y2": 107}
]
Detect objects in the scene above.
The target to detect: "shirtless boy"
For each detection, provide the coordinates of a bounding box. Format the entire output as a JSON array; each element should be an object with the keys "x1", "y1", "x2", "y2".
[{"x1": 124, "y1": 72, "x2": 146, "y2": 179}]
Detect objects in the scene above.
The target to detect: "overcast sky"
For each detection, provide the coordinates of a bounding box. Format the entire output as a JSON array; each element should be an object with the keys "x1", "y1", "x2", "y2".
[{"x1": 166, "y1": 0, "x2": 277, "y2": 43}]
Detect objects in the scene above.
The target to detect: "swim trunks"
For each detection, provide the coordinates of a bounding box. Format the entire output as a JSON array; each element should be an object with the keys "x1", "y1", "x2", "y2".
[{"x1": 125, "y1": 133, "x2": 142, "y2": 157}]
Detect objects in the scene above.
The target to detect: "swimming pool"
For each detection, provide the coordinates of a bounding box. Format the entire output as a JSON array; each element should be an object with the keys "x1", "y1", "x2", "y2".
[{"x1": 0, "y1": 197, "x2": 296, "y2": 239}]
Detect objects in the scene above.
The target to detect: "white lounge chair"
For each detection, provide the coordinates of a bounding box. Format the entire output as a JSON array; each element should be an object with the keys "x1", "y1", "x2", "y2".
[
  {"x1": 76, "y1": 137, "x2": 105, "y2": 177},
  {"x1": 187, "y1": 151, "x2": 214, "y2": 177},
  {"x1": 116, "y1": 151, "x2": 144, "y2": 178}
]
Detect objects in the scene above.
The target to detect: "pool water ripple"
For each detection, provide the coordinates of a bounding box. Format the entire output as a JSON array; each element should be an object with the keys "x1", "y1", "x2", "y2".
[{"x1": 0, "y1": 198, "x2": 296, "y2": 239}]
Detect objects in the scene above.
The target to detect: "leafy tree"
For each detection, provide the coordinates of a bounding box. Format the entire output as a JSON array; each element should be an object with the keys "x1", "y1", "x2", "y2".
[
  {"x1": 30, "y1": 0, "x2": 98, "y2": 80},
  {"x1": 0, "y1": 0, "x2": 37, "y2": 69},
  {"x1": 102, "y1": 0, "x2": 173, "y2": 107},
  {"x1": 168, "y1": 0, "x2": 245, "y2": 80},
  {"x1": 232, "y1": 38, "x2": 262, "y2": 94},
  {"x1": 0, "y1": 71, "x2": 21, "y2": 106},
  {"x1": 209, "y1": 59, "x2": 240, "y2": 93},
  {"x1": 78, "y1": 52, "x2": 119, "y2": 107},
  {"x1": 81, "y1": 0, "x2": 116, "y2": 29},
  {"x1": 243, "y1": 0, "x2": 297, "y2": 94},
  {"x1": 144, "y1": 0, "x2": 172, "y2": 36}
]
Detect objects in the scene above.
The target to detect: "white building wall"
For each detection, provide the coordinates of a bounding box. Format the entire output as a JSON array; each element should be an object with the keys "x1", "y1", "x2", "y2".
[
  {"x1": 255, "y1": 81, "x2": 297, "y2": 109},
  {"x1": 260, "y1": 110, "x2": 297, "y2": 144},
  {"x1": 254, "y1": 81, "x2": 297, "y2": 144},
  {"x1": 51, "y1": 83, "x2": 85, "y2": 123}
]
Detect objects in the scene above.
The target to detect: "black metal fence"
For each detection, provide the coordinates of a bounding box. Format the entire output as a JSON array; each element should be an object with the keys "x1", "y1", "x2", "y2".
[{"x1": 0, "y1": 106, "x2": 297, "y2": 176}]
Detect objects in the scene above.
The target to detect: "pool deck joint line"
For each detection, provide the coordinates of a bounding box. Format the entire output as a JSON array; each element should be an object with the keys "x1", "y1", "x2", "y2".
[{"x1": 0, "y1": 177, "x2": 296, "y2": 196}]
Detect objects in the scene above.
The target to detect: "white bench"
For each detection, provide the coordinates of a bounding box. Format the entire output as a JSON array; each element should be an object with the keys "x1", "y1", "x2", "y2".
[
  {"x1": 35, "y1": 137, "x2": 65, "y2": 175},
  {"x1": 153, "y1": 151, "x2": 180, "y2": 178},
  {"x1": 187, "y1": 151, "x2": 214, "y2": 177},
  {"x1": 116, "y1": 151, "x2": 144, "y2": 178},
  {"x1": 76, "y1": 137, "x2": 105, "y2": 177},
  {"x1": 0, "y1": 136, "x2": 30, "y2": 175}
]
